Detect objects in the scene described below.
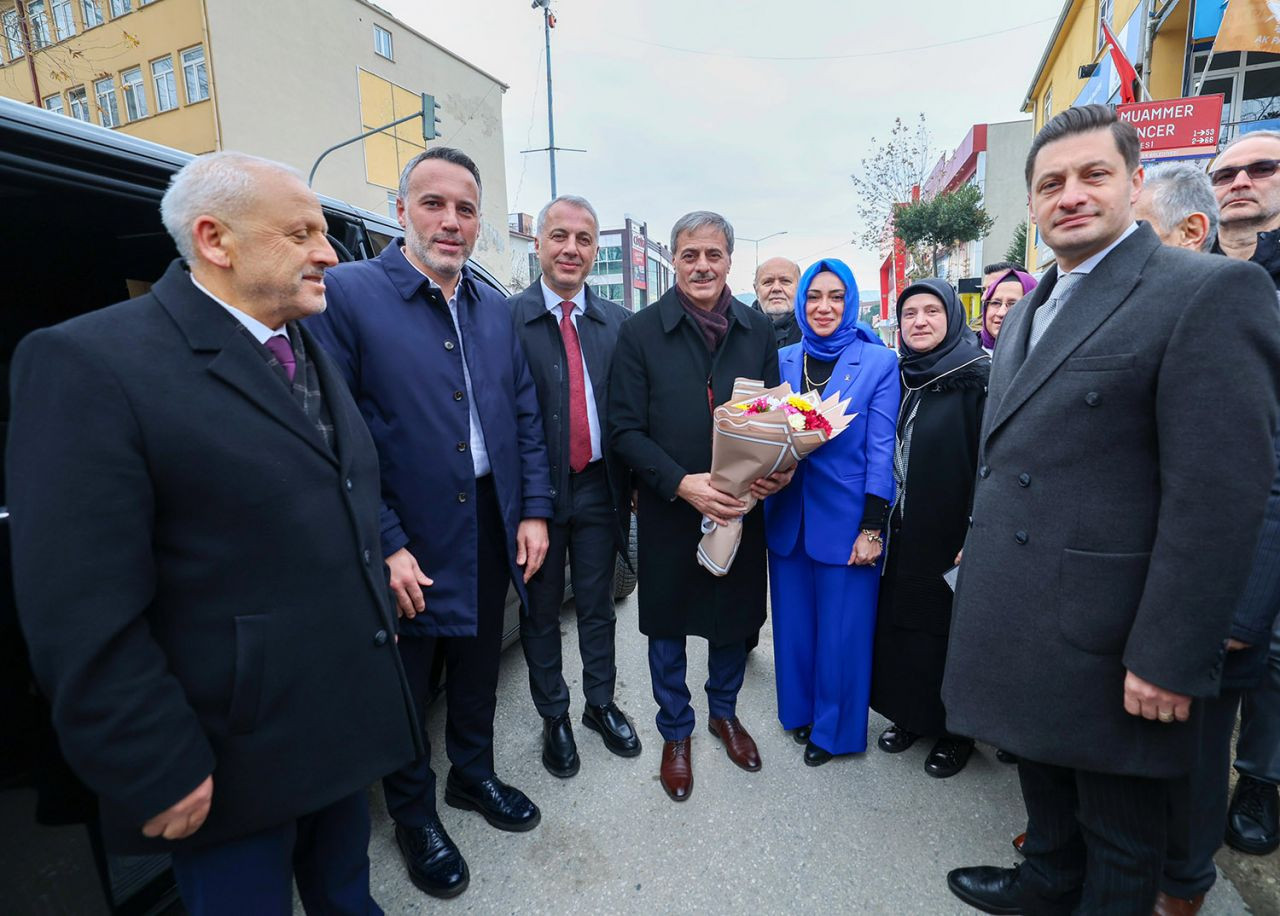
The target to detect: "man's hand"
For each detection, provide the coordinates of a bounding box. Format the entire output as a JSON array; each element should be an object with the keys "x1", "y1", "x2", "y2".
[
  {"x1": 517, "y1": 518, "x2": 549, "y2": 582},
  {"x1": 749, "y1": 466, "x2": 796, "y2": 500},
  {"x1": 1227, "y1": 639, "x2": 1251, "y2": 651},
  {"x1": 386, "y1": 548, "x2": 433, "y2": 619},
  {"x1": 849, "y1": 532, "x2": 883, "y2": 567},
  {"x1": 954, "y1": 550, "x2": 963, "y2": 566},
  {"x1": 677, "y1": 473, "x2": 747, "y2": 526},
  {"x1": 1123, "y1": 670, "x2": 1192, "y2": 723},
  {"x1": 142, "y1": 775, "x2": 213, "y2": 841}
]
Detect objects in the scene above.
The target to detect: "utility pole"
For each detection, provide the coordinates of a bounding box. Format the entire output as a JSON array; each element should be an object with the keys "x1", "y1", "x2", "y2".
[
  {"x1": 523, "y1": 1, "x2": 583, "y2": 198},
  {"x1": 739, "y1": 230, "x2": 789, "y2": 270}
]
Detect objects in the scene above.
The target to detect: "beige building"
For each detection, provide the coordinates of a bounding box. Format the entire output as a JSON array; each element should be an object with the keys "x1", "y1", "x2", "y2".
[{"x1": 0, "y1": 0, "x2": 511, "y2": 278}]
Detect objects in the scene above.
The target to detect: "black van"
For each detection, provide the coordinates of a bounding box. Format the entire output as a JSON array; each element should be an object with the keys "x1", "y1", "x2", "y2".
[{"x1": 0, "y1": 98, "x2": 634, "y2": 914}]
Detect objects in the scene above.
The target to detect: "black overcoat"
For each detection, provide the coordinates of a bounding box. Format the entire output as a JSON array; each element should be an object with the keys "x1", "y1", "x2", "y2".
[
  {"x1": 508, "y1": 281, "x2": 631, "y2": 548},
  {"x1": 942, "y1": 226, "x2": 1280, "y2": 777},
  {"x1": 871, "y1": 361, "x2": 988, "y2": 736},
  {"x1": 7, "y1": 261, "x2": 421, "y2": 853},
  {"x1": 608, "y1": 289, "x2": 779, "y2": 642}
]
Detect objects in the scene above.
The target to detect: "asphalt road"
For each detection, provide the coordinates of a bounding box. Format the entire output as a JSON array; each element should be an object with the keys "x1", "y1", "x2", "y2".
[{"x1": 344, "y1": 592, "x2": 1265, "y2": 916}]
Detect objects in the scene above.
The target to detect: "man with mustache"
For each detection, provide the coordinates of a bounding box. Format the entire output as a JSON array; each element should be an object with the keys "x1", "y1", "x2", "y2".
[
  {"x1": 609, "y1": 211, "x2": 792, "y2": 801},
  {"x1": 508, "y1": 195, "x2": 641, "y2": 778},
  {"x1": 1208, "y1": 131, "x2": 1280, "y2": 868},
  {"x1": 309, "y1": 147, "x2": 552, "y2": 900},
  {"x1": 752, "y1": 256, "x2": 802, "y2": 349}
]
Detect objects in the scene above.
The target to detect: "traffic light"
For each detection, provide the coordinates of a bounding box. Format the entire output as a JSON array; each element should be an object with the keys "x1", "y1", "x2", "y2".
[{"x1": 421, "y1": 93, "x2": 441, "y2": 141}]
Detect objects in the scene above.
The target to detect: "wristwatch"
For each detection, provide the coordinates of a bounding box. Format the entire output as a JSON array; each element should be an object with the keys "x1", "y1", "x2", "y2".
[{"x1": 861, "y1": 529, "x2": 883, "y2": 544}]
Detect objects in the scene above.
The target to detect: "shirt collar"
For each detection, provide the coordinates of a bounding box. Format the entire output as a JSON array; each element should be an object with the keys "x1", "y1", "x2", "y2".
[
  {"x1": 400, "y1": 246, "x2": 459, "y2": 305},
  {"x1": 190, "y1": 275, "x2": 284, "y2": 344},
  {"x1": 540, "y1": 279, "x2": 586, "y2": 315},
  {"x1": 1067, "y1": 222, "x2": 1140, "y2": 276}
]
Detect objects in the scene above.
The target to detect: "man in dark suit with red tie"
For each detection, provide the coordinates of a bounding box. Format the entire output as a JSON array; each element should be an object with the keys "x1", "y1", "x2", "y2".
[
  {"x1": 509, "y1": 195, "x2": 640, "y2": 778},
  {"x1": 8, "y1": 152, "x2": 421, "y2": 914}
]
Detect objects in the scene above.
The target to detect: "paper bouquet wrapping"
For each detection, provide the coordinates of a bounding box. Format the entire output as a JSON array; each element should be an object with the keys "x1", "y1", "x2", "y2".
[{"x1": 696, "y1": 378, "x2": 856, "y2": 576}]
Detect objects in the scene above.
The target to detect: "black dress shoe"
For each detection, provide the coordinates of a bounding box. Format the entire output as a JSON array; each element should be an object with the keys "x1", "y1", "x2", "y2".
[
  {"x1": 394, "y1": 818, "x2": 469, "y2": 899},
  {"x1": 1226, "y1": 773, "x2": 1280, "y2": 855},
  {"x1": 877, "y1": 723, "x2": 919, "y2": 753},
  {"x1": 582, "y1": 702, "x2": 642, "y2": 757},
  {"x1": 444, "y1": 771, "x2": 540, "y2": 832},
  {"x1": 541, "y1": 713, "x2": 579, "y2": 778},
  {"x1": 792, "y1": 725, "x2": 812, "y2": 745},
  {"x1": 926, "y1": 735, "x2": 975, "y2": 778},
  {"x1": 803, "y1": 741, "x2": 833, "y2": 767},
  {"x1": 995, "y1": 748, "x2": 1019, "y2": 764},
  {"x1": 946, "y1": 865, "x2": 1024, "y2": 915}
]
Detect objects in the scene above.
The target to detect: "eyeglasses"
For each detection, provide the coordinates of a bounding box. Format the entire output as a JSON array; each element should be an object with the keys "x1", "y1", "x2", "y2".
[
  {"x1": 986, "y1": 299, "x2": 1020, "y2": 309},
  {"x1": 1209, "y1": 158, "x2": 1280, "y2": 186}
]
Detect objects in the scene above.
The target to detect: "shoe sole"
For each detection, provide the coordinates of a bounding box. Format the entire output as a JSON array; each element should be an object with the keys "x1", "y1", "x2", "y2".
[
  {"x1": 581, "y1": 713, "x2": 643, "y2": 758},
  {"x1": 707, "y1": 725, "x2": 762, "y2": 772},
  {"x1": 803, "y1": 754, "x2": 833, "y2": 768},
  {"x1": 443, "y1": 789, "x2": 542, "y2": 833},
  {"x1": 945, "y1": 874, "x2": 1024, "y2": 915},
  {"x1": 542, "y1": 752, "x2": 579, "y2": 779},
  {"x1": 1224, "y1": 831, "x2": 1280, "y2": 855}
]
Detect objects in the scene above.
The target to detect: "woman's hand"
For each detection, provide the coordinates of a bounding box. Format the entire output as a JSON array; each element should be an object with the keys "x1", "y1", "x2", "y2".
[{"x1": 849, "y1": 531, "x2": 883, "y2": 566}]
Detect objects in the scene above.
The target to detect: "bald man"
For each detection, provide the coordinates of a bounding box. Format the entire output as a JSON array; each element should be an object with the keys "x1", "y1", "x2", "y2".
[{"x1": 752, "y1": 257, "x2": 802, "y2": 349}]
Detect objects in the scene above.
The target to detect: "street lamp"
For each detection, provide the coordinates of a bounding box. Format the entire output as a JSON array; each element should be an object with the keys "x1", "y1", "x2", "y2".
[{"x1": 738, "y1": 230, "x2": 788, "y2": 269}]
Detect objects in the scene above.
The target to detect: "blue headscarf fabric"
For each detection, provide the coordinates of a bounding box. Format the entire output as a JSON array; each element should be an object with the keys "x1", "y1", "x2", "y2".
[{"x1": 794, "y1": 258, "x2": 882, "y2": 360}]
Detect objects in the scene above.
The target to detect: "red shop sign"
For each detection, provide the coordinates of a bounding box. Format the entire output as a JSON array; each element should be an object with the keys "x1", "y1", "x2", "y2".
[{"x1": 1116, "y1": 95, "x2": 1224, "y2": 160}]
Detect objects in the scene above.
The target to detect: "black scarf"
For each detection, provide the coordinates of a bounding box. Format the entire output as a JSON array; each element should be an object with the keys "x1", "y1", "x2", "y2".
[
  {"x1": 896, "y1": 278, "x2": 989, "y2": 390},
  {"x1": 676, "y1": 284, "x2": 734, "y2": 351}
]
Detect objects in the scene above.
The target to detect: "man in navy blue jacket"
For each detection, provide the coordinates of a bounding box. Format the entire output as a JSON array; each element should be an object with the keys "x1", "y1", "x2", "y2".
[{"x1": 308, "y1": 147, "x2": 552, "y2": 901}]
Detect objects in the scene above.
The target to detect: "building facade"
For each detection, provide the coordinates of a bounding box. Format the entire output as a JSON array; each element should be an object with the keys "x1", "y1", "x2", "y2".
[
  {"x1": 588, "y1": 217, "x2": 673, "y2": 312},
  {"x1": 0, "y1": 0, "x2": 511, "y2": 279}
]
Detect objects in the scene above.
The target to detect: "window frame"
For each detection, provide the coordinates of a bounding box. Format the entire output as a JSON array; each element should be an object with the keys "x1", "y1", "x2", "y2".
[
  {"x1": 151, "y1": 54, "x2": 177, "y2": 112},
  {"x1": 180, "y1": 44, "x2": 208, "y2": 102},
  {"x1": 1097, "y1": 0, "x2": 1114, "y2": 54},
  {"x1": 94, "y1": 75, "x2": 120, "y2": 127},
  {"x1": 67, "y1": 84, "x2": 90, "y2": 121},
  {"x1": 43, "y1": 92, "x2": 64, "y2": 114},
  {"x1": 120, "y1": 65, "x2": 147, "y2": 120},
  {"x1": 27, "y1": 0, "x2": 52, "y2": 49},
  {"x1": 108, "y1": 0, "x2": 130, "y2": 18},
  {"x1": 373, "y1": 24, "x2": 393, "y2": 60},
  {"x1": 50, "y1": 0, "x2": 75, "y2": 40},
  {"x1": 2, "y1": 9, "x2": 23, "y2": 60},
  {"x1": 81, "y1": 0, "x2": 103, "y2": 28}
]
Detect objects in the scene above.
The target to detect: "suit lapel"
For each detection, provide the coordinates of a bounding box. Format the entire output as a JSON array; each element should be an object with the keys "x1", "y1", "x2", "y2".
[
  {"x1": 302, "y1": 324, "x2": 351, "y2": 472},
  {"x1": 985, "y1": 227, "x2": 1157, "y2": 440},
  {"x1": 779, "y1": 344, "x2": 802, "y2": 389},
  {"x1": 578, "y1": 290, "x2": 610, "y2": 412},
  {"x1": 827, "y1": 341, "x2": 864, "y2": 398}
]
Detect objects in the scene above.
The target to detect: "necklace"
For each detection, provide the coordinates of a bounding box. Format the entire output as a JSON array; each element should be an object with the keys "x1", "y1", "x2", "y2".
[{"x1": 803, "y1": 353, "x2": 833, "y2": 391}]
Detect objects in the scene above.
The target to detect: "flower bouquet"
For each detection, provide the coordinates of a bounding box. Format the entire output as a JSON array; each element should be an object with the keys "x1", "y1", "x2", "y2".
[{"x1": 696, "y1": 378, "x2": 856, "y2": 576}]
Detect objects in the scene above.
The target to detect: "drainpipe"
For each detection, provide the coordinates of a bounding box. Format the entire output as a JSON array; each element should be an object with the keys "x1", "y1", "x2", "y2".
[{"x1": 14, "y1": 1, "x2": 43, "y2": 106}]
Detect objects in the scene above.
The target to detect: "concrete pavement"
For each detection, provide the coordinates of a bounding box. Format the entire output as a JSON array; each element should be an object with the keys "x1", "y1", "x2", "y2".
[{"x1": 351, "y1": 593, "x2": 1256, "y2": 915}]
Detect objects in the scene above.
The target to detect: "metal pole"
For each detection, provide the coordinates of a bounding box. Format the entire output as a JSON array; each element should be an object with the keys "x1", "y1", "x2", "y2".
[
  {"x1": 14, "y1": 1, "x2": 43, "y2": 106},
  {"x1": 308, "y1": 109, "x2": 424, "y2": 187},
  {"x1": 544, "y1": 6, "x2": 557, "y2": 198}
]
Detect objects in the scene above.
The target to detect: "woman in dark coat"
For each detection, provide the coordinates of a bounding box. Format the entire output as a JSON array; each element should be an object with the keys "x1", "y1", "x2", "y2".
[{"x1": 870, "y1": 278, "x2": 989, "y2": 778}]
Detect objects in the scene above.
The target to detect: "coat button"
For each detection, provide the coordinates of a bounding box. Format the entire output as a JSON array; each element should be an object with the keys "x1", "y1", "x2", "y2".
[
  {"x1": 345, "y1": 478, "x2": 353, "y2": 492},
  {"x1": 979, "y1": 465, "x2": 990, "y2": 479},
  {"x1": 362, "y1": 549, "x2": 371, "y2": 565},
  {"x1": 457, "y1": 441, "x2": 467, "y2": 452},
  {"x1": 1085, "y1": 391, "x2": 1101, "y2": 406},
  {"x1": 550, "y1": 487, "x2": 557, "y2": 498},
  {"x1": 1014, "y1": 530, "x2": 1028, "y2": 544},
  {"x1": 552, "y1": 413, "x2": 559, "y2": 421},
  {"x1": 453, "y1": 390, "x2": 464, "y2": 401},
  {"x1": 373, "y1": 629, "x2": 388, "y2": 646},
  {"x1": 444, "y1": 340, "x2": 455, "y2": 351},
  {"x1": 458, "y1": 492, "x2": 468, "y2": 503},
  {"x1": 1018, "y1": 473, "x2": 1031, "y2": 487}
]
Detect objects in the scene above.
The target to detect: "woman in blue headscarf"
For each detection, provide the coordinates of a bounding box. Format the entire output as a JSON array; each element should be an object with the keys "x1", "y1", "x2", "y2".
[{"x1": 764, "y1": 259, "x2": 899, "y2": 766}]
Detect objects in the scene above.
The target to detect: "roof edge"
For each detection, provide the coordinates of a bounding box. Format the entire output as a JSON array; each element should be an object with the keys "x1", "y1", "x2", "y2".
[
  {"x1": 359, "y1": 0, "x2": 510, "y2": 91},
  {"x1": 1022, "y1": 0, "x2": 1077, "y2": 113}
]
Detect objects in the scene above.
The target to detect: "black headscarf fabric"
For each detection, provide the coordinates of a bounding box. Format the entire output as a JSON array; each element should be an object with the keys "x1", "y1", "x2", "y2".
[{"x1": 896, "y1": 278, "x2": 989, "y2": 389}]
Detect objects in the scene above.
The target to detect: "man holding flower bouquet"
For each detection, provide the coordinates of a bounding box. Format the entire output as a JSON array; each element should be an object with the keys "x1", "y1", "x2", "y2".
[{"x1": 609, "y1": 211, "x2": 792, "y2": 802}]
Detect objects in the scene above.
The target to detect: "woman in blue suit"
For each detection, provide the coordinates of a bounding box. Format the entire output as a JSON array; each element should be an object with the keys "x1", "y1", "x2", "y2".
[{"x1": 765, "y1": 259, "x2": 899, "y2": 766}]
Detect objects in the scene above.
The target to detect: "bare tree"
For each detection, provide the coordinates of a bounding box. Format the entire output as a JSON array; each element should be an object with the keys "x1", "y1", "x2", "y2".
[{"x1": 850, "y1": 113, "x2": 934, "y2": 252}]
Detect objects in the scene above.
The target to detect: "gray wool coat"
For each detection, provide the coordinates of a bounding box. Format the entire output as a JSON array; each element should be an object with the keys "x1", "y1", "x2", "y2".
[{"x1": 942, "y1": 223, "x2": 1280, "y2": 778}]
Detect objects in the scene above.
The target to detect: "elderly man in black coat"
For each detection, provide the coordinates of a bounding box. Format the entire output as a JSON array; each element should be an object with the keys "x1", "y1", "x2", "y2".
[
  {"x1": 609, "y1": 211, "x2": 790, "y2": 802},
  {"x1": 7, "y1": 153, "x2": 421, "y2": 914},
  {"x1": 943, "y1": 106, "x2": 1280, "y2": 914}
]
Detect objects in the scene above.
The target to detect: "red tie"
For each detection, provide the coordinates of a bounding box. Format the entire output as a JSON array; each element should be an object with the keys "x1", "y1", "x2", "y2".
[{"x1": 559, "y1": 302, "x2": 592, "y2": 473}]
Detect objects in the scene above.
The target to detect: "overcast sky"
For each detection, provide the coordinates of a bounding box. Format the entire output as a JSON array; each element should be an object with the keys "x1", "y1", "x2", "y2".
[{"x1": 380, "y1": 0, "x2": 1063, "y2": 296}]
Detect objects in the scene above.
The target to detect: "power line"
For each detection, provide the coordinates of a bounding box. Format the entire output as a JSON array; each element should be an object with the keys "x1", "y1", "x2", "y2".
[{"x1": 616, "y1": 16, "x2": 1056, "y2": 62}]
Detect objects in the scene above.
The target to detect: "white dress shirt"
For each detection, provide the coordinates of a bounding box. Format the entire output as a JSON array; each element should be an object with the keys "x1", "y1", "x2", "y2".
[
  {"x1": 1066, "y1": 222, "x2": 1140, "y2": 277},
  {"x1": 191, "y1": 275, "x2": 287, "y2": 346},
  {"x1": 540, "y1": 280, "x2": 603, "y2": 463}
]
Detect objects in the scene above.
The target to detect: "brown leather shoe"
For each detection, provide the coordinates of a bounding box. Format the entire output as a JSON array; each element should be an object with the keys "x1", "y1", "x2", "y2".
[
  {"x1": 1153, "y1": 891, "x2": 1205, "y2": 916},
  {"x1": 660, "y1": 738, "x2": 692, "y2": 801},
  {"x1": 708, "y1": 716, "x2": 762, "y2": 772},
  {"x1": 1012, "y1": 831, "x2": 1026, "y2": 855}
]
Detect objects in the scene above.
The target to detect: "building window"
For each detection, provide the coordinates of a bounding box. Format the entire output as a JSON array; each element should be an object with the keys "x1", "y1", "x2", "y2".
[
  {"x1": 2, "y1": 10, "x2": 22, "y2": 59},
  {"x1": 67, "y1": 85, "x2": 90, "y2": 121},
  {"x1": 1193, "y1": 51, "x2": 1280, "y2": 142},
  {"x1": 140, "y1": 0, "x2": 157, "y2": 4},
  {"x1": 43, "y1": 93, "x2": 64, "y2": 114},
  {"x1": 591, "y1": 245, "x2": 623, "y2": 276},
  {"x1": 151, "y1": 55, "x2": 177, "y2": 111},
  {"x1": 374, "y1": 24, "x2": 393, "y2": 60},
  {"x1": 589, "y1": 281, "x2": 624, "y2": 304},
  {"x1": 51, "y1": 0, "x2": 75, "y2": 39},
  {"x1": 109, "y1": 0, "x2": 130, "y2": 17},
  {"x1": 1097, "y1": 0, "x2": 1114, "y2": 53},
  {"x1": 27, "y1": 1, "x2": 51, "y2": 49},
  {"x1": 386, "y1": 190, "x2": 397, "y2": 218},
  {"x1": 94, "y1": 76, "x2": 120, "y2": 127},
  {"x1": 120, "y1": 66, "x2": 146, "y2": 120},
  {"x1": 81, "y1": 0, "x2": 103, "y2": 27},
  {"x1": 181, "y1": 45, "x2": 208, "y2": 102},
  {"x1": 1043, "y1": 85, "x2": 1053, "y2": 127}
]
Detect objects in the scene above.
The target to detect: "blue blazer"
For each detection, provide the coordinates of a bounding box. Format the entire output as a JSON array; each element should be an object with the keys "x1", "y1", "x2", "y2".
[
  {"x1": 308, "y1": 242, "x2": 553, "y2": 637},
  {"x1": 764, "y1": 335, "x2": 899, "y2": 565}
]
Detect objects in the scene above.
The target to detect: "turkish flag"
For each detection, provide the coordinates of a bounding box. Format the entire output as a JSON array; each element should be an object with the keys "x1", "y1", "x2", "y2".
[{"x1": 1102, "y1": 21, "x2": 1140, "y2": 104}]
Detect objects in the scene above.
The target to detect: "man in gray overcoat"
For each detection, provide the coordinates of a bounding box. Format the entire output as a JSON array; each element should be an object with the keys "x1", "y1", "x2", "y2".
[{"x1": 943, "y1": 105, "x2": 1280, "y2": 915}]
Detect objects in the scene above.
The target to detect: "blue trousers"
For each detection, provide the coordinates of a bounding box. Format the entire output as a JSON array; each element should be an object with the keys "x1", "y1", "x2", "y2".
[
  {"x1": 647, "y1": 636, "x2": 747, "y2": 741},
  {"x1": 170, "y1": 790, "x2": 379, "y2": 916},
  {"x1": 769, "y1": 548, "x2": 878, "y2": 754}
]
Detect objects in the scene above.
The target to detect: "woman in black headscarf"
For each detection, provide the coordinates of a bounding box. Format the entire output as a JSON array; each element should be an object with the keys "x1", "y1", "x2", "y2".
[{"x1": 870, "y1": 279, "x2": 990, "y2": 779}]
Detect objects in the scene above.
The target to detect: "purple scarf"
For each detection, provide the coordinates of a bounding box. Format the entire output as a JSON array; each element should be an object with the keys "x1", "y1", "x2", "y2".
[
  {"x1": 980, "y1": 268, "x2": 1038, "y2": 349},
  {"x1": 676, "y1": 284, "x2": 734, "y2": 351}
]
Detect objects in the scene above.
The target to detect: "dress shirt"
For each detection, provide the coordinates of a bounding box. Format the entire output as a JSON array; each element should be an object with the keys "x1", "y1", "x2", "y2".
[
  {"x1": 540, "y1": 280, "x2": 603, "y2": 463},
  {"x1": 402, "y1": 252, "x2": 491, "y2": 477},
  {"x1": 191, "y1": 274, "x2": 286, "y2": 346},
  {"x1": 1065, "y1": 222, "x2": 1139, "y2": 277}
]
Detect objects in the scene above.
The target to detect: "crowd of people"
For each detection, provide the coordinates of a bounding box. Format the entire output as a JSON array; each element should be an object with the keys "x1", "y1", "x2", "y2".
[{"x1": 7, "y1": 104, "x2": 1280, "y2": 916}]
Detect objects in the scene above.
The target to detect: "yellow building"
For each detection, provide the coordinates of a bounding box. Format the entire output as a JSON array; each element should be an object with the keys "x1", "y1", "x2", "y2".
[{"x1": 0, "y1": 0, "x2": 511, "y2": 277}]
